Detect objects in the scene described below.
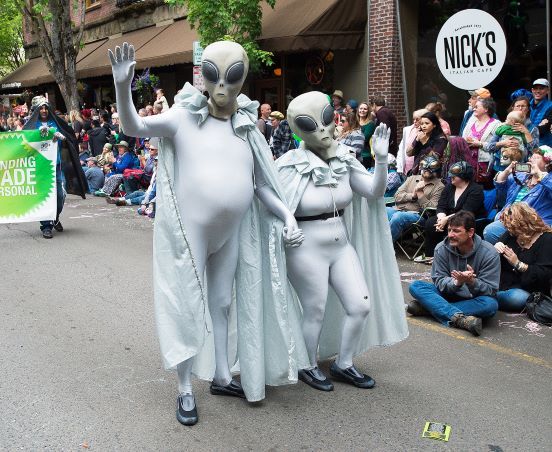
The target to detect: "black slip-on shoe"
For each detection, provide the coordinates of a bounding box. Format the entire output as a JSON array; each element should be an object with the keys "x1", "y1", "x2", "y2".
[
  {"x1": 209, "y1": 379, "x2": 246, "y2": 398},
  {"x1": 176, "y1": 393, "x2": 198, "y2": 426},
  {"x1": 329, "y1": 362, "x2": 375, "y2": 389},
  {"x1": 42, "y1": 228, "x2": 53, "y2": 239},
  {"x1": 298, "y1": 368, "x2": 334, "y2": 391},
  {"x1": 53, "y1": 221, "x2": 63, "y2": 232}
]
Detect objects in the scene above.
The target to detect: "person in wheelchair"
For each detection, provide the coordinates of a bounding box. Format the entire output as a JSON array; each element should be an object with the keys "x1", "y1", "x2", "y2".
[{"x1": 387, "y1": 155, "x2": 445, "y2": 242}]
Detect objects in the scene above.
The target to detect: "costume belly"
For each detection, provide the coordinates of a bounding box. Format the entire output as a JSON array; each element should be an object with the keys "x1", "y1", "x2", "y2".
[
  {"x1": 294, "y1": 174, "x2": 353, "y2": 217},
  {"x1": 172, "y1": 113, "x2": 254, "y2": 238}
]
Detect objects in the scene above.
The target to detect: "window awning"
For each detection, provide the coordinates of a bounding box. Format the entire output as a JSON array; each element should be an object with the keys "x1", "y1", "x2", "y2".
[
  {"x1": 0, "y1": 58, "x2": 53, "y2": 88},
  {"x1": 1, "y1": 0, "x2": 366, "y2": 88},
  {"x1": 135, "y1": 19, "x2": 198, "y2": 68},
  {"x1": 0, "y1": 39, "x2": 108, "y2": 89},
  {"x1": 76, "y1": 25, "x2": 170, "y2": 79},
  {"x1": 259, "y1": 0, "x2": 366, "y2": 52}
]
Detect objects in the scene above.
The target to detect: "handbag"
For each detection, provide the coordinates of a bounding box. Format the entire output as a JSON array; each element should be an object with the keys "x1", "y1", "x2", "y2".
[{"x1": 525, "y1": 292, "x2": 552, "y2": 325}]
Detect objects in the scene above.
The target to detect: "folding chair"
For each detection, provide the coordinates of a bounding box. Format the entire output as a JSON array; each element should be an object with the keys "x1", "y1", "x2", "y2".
[{"x1": 395, "y1": 207, "x2": 436, "y2": 261}]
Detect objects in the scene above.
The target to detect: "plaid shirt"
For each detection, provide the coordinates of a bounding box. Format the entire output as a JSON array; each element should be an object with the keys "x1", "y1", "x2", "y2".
[{"x1": 271, "y1": 120, "x2": 295, "y2": 158}]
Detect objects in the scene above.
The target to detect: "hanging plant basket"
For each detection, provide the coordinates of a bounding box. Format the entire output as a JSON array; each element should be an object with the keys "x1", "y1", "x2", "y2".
[{"x1": 131, "y1": 68, "x2": 160, "y2": 106}]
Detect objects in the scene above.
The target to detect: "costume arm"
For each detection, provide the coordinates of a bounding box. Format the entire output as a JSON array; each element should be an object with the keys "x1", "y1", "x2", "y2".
[
  {"x1": 109, "y1": 43, "x2": 178, "y2": 138},
  {"x1": 253, "y1": 155, "x2": 303, "y2": 245}
]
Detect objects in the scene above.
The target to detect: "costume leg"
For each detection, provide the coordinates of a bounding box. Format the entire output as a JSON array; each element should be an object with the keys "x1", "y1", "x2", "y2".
[
  {"x1": 206, "y1": 235, "x2": 240, "y2": 386},
  {"x1": 177, "y1": 359, "x2": 194, "y2": 394},
  {"x1": 175, "y1": 225, "x2": 208, "y2": 395},
  {"x1": 286, "y1": 246, "x2": 330, "y2": 368},
  {"x1": 329, "y1": 245, "x2": 371, "y2": 369}
]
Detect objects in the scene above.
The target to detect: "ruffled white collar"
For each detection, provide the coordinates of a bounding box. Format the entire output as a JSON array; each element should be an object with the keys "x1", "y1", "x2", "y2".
[
  {"x1": 173, "y1": 82, "x2": 259, "y2": 141},
  {"x1": 279, "y1": 143, "x2": 356, "y2": 186}
]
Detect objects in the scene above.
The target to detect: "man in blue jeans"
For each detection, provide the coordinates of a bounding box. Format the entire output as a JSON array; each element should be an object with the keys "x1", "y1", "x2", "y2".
[
  {"x1": 408, "y1": 210, "x2": 500, "y2": 336},
  {"x1": 387, "y1": 155, "x2": 444, "y2": 241}
]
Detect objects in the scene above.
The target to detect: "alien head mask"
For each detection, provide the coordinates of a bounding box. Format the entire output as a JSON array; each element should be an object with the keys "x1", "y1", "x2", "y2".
[
  {"x1": 287, "y1": 92, "x2": 337, "y2": 158},
  {"x1": 201, "y1": 41, "x2": 249, "y2": 117}
]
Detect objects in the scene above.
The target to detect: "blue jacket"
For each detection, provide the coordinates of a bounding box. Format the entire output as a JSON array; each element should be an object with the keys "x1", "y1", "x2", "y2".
[
  {"x1": 111, "y1": 152, "x2": 134, "y2": 174},
  {"x1": 496, "y1": 172, "x2": 552, "y2": 224},
  {"x1": 530, "y1": 98, "x2": 552, "y2": 146}
]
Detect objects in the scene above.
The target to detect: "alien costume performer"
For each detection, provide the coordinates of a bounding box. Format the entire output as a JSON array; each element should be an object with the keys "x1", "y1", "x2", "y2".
[
  {"x1": 276, "y1": 92, "x2": 409, "y2": 390},
  {"x1": 109, "y1": 42, "x2": 307, "y2": 426}
]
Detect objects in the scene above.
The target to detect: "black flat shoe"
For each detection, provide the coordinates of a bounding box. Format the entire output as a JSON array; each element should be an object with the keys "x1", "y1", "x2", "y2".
[
  {"x1": 329, "y1": 362, "x2": 375, "y2": 389},
  {"x1": 209, "y1": 379, "x2": 246, "y2": 398},
  {"x1": 53, "y1": 221, "x2": 63, "y2": 232},
  {"x1": 42, "y1": 228, "x2": 53, "y2": 239},
  {"x1": 176, "y1": 393, "x2": 198, "y2": 426},
  {"x1": 298, "y1": 368, "x2": 334, "y2": 391}
]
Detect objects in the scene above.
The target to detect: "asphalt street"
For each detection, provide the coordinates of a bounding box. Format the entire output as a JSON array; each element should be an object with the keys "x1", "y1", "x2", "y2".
[{"x1": 1, "y1": 195, "x2": 551, "y2": 451}]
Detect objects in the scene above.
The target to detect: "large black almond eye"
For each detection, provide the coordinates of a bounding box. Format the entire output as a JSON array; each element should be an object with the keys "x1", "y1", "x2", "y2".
[
  {"x1": 294, "y1": 115, "x2": 317, "y2": 133},
  {"x1": 225, "y1": 61, "x2": 245, "y2": 84},
  {"x1": 321, "y1": 104, "x2": 334, "y2": 126},
  {"x1": 202, "y1": 60, "x2": 219, "y2": 83}
]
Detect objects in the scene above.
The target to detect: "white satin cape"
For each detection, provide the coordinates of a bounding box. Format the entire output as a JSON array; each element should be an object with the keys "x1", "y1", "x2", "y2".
[
  {"x1": 276, "y1": 145, "x2": 409, "y2": 359},
  {"x1": 153, "y1": 83, "x2": 309, "y2": 402}
]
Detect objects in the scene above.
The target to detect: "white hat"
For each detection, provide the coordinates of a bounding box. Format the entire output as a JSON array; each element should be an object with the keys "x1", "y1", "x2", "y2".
[{"x1": 532, "y1": 78, "x2": 550, "y2": 87}]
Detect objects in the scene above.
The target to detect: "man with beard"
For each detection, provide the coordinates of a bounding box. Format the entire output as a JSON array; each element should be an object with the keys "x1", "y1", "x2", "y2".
[
  {"x1": 408, "y1": 211, "x2": 499, "y2": 336},
  {"x1": 23, "y1": 96, "x2": 87, "y2": 238}
]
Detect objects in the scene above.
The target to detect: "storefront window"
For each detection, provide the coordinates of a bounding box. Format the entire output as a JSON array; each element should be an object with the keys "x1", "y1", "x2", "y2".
[{"x1": 408, "y1": 0, "x2": 550, "y2": 133}]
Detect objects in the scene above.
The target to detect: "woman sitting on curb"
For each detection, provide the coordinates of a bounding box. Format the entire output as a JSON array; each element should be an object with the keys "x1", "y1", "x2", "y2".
[{"x1": 494, "y1": 203, "x2": 552, "y2": 312}]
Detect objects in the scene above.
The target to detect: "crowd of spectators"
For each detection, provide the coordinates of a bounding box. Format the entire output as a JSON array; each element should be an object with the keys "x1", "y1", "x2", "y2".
[
  {"x1": 4, "y1": 78, "x2": 551, "y2": 334},
  {"x1": 63, "y1": 91, "x2": 165, "y2": 219},
  {"x1": 389, "y1": 77, "x2": 552, "y2": 335}
]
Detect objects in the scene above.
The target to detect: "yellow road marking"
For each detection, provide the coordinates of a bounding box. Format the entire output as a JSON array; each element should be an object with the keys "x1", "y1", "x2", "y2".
[{"x1": 407, "y1": 317, "x2": 552, "y2": 370}]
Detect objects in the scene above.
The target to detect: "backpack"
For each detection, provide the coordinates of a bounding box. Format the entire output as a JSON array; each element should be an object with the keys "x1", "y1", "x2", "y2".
[{"x1": 526, "y1": 292, "x2": 552, "y2": 325}]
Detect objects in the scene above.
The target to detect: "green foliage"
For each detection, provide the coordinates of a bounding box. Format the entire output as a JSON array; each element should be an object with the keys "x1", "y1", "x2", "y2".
[
  {"x1": 132, "y1": 68, "x2": 160, "y2": 106},
  {"x1": 165, "y1": 0, "x2": 276, "y2": 71},
  {"x1": 0, "y1": 0, "x2": 24, "y2": 77}
]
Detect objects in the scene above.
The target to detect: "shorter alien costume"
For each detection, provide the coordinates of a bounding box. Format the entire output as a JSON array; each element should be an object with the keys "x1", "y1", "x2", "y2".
[{"x1": 277, "y1": 92, "x2": 408, "y2": 390}]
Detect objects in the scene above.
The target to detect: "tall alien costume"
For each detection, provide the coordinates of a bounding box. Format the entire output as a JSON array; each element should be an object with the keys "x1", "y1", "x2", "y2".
[
  {"x1": 109, "y1": 42, "x2": 307, "y2": 426},
  {"x1": 276, "y1": 92, "x2": 409, "y2": 390}
]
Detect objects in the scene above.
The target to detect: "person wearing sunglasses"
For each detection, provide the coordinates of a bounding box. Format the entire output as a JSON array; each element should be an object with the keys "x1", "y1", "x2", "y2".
[
  {"x1": 417, "y1": 161, "x2": 485, "y2": 264},
  {"x1": 387, "y1": 155, "x2": 444, "y2": 242}
]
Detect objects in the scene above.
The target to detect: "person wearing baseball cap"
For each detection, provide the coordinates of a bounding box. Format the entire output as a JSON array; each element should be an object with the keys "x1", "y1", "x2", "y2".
[
  {"x1": 459, "y1": 88, "x2": 493, "y2": 135},
  {"x1": 85, "y1": 156, "x2": 105, "y2": 193},
  {"x1": 530, "y1": 78, "x2": 552, "y2": 146}
]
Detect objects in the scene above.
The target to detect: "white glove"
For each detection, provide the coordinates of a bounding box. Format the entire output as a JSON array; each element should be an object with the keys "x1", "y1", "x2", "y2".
[
  {"x1": 108, "y1": 42, "x2": 136, "y2": 87},
  {"x1": 372, "y1": 123, "x2": 391, "y2": 163}
]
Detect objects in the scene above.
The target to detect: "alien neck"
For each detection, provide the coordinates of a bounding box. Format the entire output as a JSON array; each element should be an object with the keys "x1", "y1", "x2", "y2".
[
  {"x1": 309, "y1": 140, "x2": 339, "y2": 161},
  {"x1": 207, "y1": 99, "x2": 239, "y2": 120}
]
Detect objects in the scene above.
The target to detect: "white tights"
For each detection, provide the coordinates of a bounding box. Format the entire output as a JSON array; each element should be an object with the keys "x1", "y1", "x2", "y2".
[{"x1": 286, "y1": 217, "x2": 371, "y2": 370}]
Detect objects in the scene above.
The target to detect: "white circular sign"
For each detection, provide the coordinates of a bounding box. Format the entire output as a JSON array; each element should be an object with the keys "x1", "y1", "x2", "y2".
[{"x1": 435, "y1": 9, "x2": 506, "y2": 90}]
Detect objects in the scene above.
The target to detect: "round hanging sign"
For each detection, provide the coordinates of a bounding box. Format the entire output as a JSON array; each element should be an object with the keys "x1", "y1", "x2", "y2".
[{"x1": 435, "y1": 9, "x2": 507, "y2": 90}]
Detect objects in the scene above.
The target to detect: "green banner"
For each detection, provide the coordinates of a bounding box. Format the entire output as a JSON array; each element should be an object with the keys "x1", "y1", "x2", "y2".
[{"x1": 0, "y1": 129, "x2": 57, "y2": 223}]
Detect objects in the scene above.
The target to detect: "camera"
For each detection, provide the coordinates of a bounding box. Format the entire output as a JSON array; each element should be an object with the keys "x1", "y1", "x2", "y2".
[{"x1": 515, "y1": 163, "x2": 531, "y2": 173}]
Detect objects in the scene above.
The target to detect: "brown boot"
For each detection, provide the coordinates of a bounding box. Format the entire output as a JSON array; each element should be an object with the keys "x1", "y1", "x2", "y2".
[
  {"x1": 451, "y1": 314, "x2": 482, "y2": 336},
  {"x1": 106, "y1": 196, "x2": 118, "y2": 204},
  {"x1": 116, "y1": 199, "x2": 128, "y2": 206}
]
